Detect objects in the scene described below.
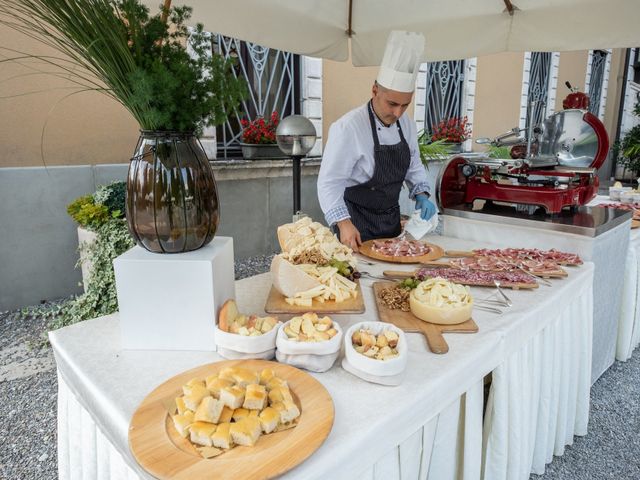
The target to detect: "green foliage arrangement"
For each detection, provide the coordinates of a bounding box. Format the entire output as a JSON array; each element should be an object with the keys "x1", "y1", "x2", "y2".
[
  {"x1": 487, "y1": 145, "x2": 513, "y2": 159},
  {"x1": 66, "y1": 196, "x2": 111, "y2": 229},
  {"x1": 619, "y1": 102, "x2": 640, "y2": 175},
  {"x1": 0, "y1": 0, "x2": 246, "y2": 133},
  {"x1": 417, "y1": 131, "x2": 456, "y2": 168},
  {"x1": 66, "y1": 182, "x2": 125, "y2": 229}
]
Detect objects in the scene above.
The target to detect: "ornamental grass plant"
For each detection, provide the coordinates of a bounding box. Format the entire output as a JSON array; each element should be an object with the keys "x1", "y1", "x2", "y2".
[{"x1": 0, "y1": 0, "x2": 246, "y2": 133}]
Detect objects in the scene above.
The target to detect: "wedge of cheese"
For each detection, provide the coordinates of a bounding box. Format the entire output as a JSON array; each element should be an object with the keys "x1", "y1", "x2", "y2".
[{"x1": 270, "y1": 255, "x2": 321, "y2": 298}]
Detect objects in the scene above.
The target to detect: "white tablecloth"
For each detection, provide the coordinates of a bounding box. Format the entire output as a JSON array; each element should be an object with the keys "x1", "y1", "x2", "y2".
[
  {"x1": 444, "y1": 214, "x2": 629, "y2": 382},
  {"x1": 587, "y1": 195, "x2": 640, "y2": 361},
  {"x1": 50, "y1": 235, "x2": 595, "y2": 480}
]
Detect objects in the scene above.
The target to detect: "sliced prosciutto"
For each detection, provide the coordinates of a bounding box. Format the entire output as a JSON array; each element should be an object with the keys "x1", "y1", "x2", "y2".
[
  {"x1": 471, "y1": 248, "x2": 582, "y2": 266},
  {"x1": 448, "y1": 256, "x2": 566, "y2": 275},
  {"x1": 416, "y1": 268, "x2": 537, "y2": 285},
  {"x1": 372, "y1": 238, "x2": 432, "y2": 257}
]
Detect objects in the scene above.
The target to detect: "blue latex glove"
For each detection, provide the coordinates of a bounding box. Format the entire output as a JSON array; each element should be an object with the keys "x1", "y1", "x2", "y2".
[{"x1": 415, "y1": 194, "x2": 437, "y2": 220}]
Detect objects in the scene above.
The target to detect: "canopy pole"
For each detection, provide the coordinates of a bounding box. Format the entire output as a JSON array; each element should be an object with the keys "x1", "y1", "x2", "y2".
[
  {"x1": 503, "y1": 0, "x2": 515, "y2": 16},
  {"x1": 346, "y1": 0, "x2": 353, "y2": 37},
  {"x1": 161, "y1": 0, "x2": 172, "y2": 24}
]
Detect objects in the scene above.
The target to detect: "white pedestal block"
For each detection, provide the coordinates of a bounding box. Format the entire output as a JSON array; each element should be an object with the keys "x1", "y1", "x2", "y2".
[{"x1": 114, "y1": 237, "x2": 235, "y2": 351}]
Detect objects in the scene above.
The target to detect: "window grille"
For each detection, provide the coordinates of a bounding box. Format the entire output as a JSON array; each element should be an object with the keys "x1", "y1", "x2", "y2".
[
  {"x1": 212, "y1": 35, "x2": 301, "y2": 159},
  {"x1": 632, "y1": 48, "x2": 640, "y2": 85},
  {"x1": 588, "y1": 50, "x2": 608, "y2": 116},
  {"x1": 526, "y1": 52, "x2": 552, "y2": 129},
  {"x1": 423, "y1": 60, "x2": 466, "y2": 134}
]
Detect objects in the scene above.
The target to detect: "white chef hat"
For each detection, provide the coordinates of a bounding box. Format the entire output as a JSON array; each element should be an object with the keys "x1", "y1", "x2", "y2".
[{"x1": 376, "y1": 31, "x2": 425, "y2": 93}]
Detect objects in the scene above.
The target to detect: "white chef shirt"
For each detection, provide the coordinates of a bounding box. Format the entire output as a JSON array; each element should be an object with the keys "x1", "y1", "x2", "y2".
[{"x1": 317, "y1": 102, "x2": 430, "y2": 226}]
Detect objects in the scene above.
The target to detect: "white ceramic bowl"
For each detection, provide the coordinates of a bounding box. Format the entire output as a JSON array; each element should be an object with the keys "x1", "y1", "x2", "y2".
[{"x1": 344, "y1": 322, "x2": 407, "y2": 377}]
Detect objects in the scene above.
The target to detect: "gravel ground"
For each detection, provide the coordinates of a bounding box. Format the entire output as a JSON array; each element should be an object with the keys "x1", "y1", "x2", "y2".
[
  {"x1": 530, "y1": 352, "x2": 640, "y2": 480},
  {"x1": 1, "y1": 254, "x2": 639, "y2": 479}
]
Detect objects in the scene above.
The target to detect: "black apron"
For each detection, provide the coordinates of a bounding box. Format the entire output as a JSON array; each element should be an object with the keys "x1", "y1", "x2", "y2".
[{"x1": 343, "y1": 101, "x2": 412, "y2": 242}]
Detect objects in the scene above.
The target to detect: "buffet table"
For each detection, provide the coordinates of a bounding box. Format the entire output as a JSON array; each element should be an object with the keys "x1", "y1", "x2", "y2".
[
  {"x1": 50, "y1": 236, "x2": 594, "y2": 480},
  {"x1": 587, "y1": 195, "x2": 640, "y2": 361},
  {"x1": 443, "y1": 204, "x2": 630, "y2": 382}
]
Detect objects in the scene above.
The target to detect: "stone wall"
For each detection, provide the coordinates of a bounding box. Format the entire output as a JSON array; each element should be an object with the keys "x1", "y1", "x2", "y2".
[{"x1": 0, "y1": 160, "x2": 323, "y2": 311}]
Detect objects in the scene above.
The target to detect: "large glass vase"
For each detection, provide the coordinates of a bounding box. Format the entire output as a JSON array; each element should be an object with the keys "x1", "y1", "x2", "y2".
[{"x1": 126, "y1": 131, "x2": 220, "y2": 253}]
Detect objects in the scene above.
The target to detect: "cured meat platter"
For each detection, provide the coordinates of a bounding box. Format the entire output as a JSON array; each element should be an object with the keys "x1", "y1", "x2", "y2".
[
  {"x1": 443, "y1": 248, "x2": 583, "y2": 266},
  {"x1": 420, "y1": 257, "x2": 568, "y2": 279},
  {"x1": 372, "y1": 282, "x2": 478, "y2": 354},
  {"x1": 383, "y1": 268, "x2": 539, "y2": 290},
  {"x1": 359, "y1": 238, "x2": 444, "y2": 264}
]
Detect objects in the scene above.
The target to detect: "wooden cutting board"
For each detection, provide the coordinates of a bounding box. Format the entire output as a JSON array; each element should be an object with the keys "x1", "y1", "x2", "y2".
[
  {"x1": 420, "y1": 260, "x2": 568, "y2": 278},
  {"x1": 129, "y1": 360, "x2": 334, "y2": 480},
  {"x1": 382, "y1": 269, "x2": 539, "y2": 290},
  {"x1": 359, "y1": 239, "x2": 445, "y2": 264},
  {"x1": 264, "y1": 280, "x2": 365, "y2": 314},
  {"x1": 372, "y1": 282, "x2": 478, "y2": 354}
]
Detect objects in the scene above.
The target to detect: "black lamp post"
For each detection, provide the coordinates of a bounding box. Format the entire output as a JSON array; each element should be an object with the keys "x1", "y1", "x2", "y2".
[{"x1": 276, "y1": 115, "x2": 317, "y2": 216}]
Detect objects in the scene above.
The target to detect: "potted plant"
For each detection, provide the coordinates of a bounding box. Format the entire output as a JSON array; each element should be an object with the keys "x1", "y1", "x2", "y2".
[
  {"x1": 239, "y1": 111, "x2": 287, "y2": 159},
  {"x1": 67, "y1": 182, "x2": 128, "y2": 292},
  {"x1": 619, "y1": 102, "x2": 640, "y2": 180},
  {"x1": 417, "y1": 131, "x2": 456, "y2": 167},
  {"x1": 430, "y1": 116, "x2": 472, "y2": 153},
  {"x1": 2, "y1": 0, "x2": 247, "y2": 253}
]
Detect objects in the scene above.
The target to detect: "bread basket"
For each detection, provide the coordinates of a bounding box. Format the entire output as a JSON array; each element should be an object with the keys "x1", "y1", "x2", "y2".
[
  {"x1": 275, "y1": 319, "x2": 343, "y2": 372},
  {"x1": 214, "y1": 324, "x2": 280, "y2": 360}
]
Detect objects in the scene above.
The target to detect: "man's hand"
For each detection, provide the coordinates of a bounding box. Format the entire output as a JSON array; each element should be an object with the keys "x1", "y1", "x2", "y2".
[
  {"x1": 415, "y1": 193, "x2": 437, "y2": 220},
  {"x1": 337, "y1": 219, "x2": 362, "y2": 252}
]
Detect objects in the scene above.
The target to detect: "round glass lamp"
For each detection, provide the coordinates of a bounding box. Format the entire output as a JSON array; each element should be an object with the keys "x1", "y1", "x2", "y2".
[{"x1": 276, "y1": 115, "x2": 317, "y2": 214}]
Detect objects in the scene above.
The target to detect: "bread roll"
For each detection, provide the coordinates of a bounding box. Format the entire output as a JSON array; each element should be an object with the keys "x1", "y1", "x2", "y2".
[
  {"x1": 243, "y1": 384, "x2": 267, "y2": 410},
  {"x1": 194, "y1": 396, "x2": 224, "y2": 424},
  {"x1": 219, "y1": 386, "x2": 245, "y2": 409},
  {"x1": 189, "y1": 421, "x2": 217, "y2": 447},
  {"x1": 211, "y1": 422, "x2": 233, "y2": 449},
  {"x1": 171, "y1": 411, "x2": 194, "y2": 438},
  {"x1": 183, "y1": 384, "x2": 210, "y2": 411},
  {"x1": 230, "y1": 417, "x2": 262, "y2": 447},
  {"x1": 258, "y1": 407, "x2": 280, "y2": 434}
]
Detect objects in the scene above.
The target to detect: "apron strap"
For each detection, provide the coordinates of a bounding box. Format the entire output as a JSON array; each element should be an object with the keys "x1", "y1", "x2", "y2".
[{"x1": 367, "y1": 100, "x2": 381, "y2": 148}]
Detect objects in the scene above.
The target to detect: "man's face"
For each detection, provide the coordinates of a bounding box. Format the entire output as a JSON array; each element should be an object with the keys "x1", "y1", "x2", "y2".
[{"x1": 371, "y1": 83, "x2": 413, "y2": 126}]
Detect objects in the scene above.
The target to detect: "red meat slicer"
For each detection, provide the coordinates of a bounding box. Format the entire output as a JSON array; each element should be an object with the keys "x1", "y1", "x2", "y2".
[{"x1": 436, "y1": 83, "x2": 609, "y2": 215}]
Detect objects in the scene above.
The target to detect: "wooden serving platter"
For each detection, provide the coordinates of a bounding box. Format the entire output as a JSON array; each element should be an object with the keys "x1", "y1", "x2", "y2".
[
  {"x1": 359, "y1": 239, "x2": 444, "y2": 264},
  {"x1": 420, "y1": 260, "x2": 568, "y2": 279},
  {"x1": 129, "y1": 360, "x2": 334, "y2": 480},
  {"x1": 372, "y1": 282, "x2": 478, "y2": 354},
  {"x1": 264, "y1": 280, "x2": 365, "y2": 314},
  {"x1": 382, "y1": 269, "x2": 538, "y2": 290},
  {"x1": 443, "y1": 250, "x2": 582, "y2": 266}
]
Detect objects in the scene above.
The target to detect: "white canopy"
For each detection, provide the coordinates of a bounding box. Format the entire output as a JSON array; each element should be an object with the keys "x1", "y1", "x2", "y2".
[{"x1": 150, "y1": 0, "x2": 640, "y2": 64}]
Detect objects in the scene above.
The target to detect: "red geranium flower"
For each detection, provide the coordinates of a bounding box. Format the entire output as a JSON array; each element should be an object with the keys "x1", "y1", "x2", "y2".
[{"x1": 241, "y1": 111, "x2": 280, "y2": 144}]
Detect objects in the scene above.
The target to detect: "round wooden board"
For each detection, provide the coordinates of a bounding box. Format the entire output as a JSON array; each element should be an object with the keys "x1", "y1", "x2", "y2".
[
  {"x1": 359, "y1": 239, "x2": 445, "y2": 264},
  {"x1": 129, "y1": 359, "x2": 334, "y2": 480}
]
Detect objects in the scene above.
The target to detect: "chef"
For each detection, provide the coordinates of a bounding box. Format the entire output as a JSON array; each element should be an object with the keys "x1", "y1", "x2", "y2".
[{"x1": 317, "y1": 30, "x2": 436, "y2": 252}]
